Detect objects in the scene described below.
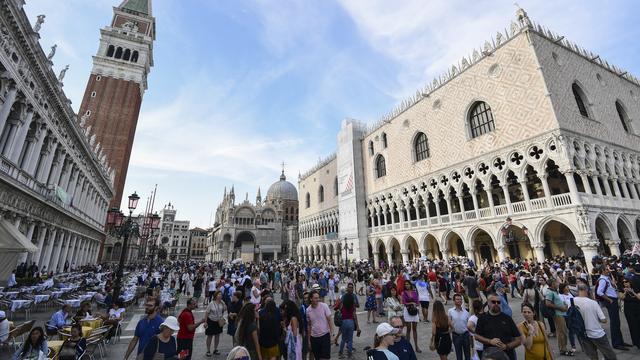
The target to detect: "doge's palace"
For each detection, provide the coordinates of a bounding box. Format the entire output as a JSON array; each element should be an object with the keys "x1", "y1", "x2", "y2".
[
  {"x1": 0, "y1": 1, "x2": 114, "y2": 283},
  {"x1": 297, "y1": 8, "x2": 640, "y2": 272}
]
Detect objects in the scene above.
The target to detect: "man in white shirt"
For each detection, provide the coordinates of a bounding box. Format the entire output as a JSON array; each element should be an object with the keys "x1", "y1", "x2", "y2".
[
  {"x1": 414, "y1": 275, "x2": 431, "y2": 322},
  {"x1": 0, "y1": 311, "x2": 9, "y2": 343},
  {"x1": 572, "y1": 284, "x2": 617, "y2": 360},
  {"x1": 448, "y1": 293, "x2": 471, "y2": 360},
  {"x1": 7, "y1": 270, "x2": 16, "y2": 288}
]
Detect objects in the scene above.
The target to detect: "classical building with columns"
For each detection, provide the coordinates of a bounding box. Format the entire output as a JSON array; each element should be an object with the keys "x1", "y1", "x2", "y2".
[
  {"x1": 207, "y1": 171, "x2": 299, "y2": 262},
  {"x1": 297, "y1": 8, "x2": 640, "y2": 272},
  {"x1": 0, "y1": 1, "x2": 114, "y2": 283}
]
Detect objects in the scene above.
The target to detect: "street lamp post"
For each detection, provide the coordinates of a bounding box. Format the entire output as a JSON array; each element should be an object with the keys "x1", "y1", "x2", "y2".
[
  {"x1": 107, "y1": 192, "x2": 140, "y2": 301},
  {"x1": 342, "y1": 237, "x2": 353, "y2": 272}
]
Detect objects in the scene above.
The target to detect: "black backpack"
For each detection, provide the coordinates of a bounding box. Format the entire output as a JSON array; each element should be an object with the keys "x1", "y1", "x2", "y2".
[
  {"x1": 566, "y1": 298, "x2": 587, "y2": 339},
  {"x1": 222, "y1": 285, "x2": 232, "y2": 304}
]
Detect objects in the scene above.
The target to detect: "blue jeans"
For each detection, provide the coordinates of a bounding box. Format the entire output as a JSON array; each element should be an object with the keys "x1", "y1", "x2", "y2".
[
  {"x1": 452, "y1": 332, "x2": 471, "y2": 360},
  {"x1": 339, "y1": 319, "x2": 355, "y2": 354}
]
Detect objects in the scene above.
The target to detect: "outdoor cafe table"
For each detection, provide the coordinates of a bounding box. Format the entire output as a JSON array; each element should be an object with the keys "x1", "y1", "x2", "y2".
[
  {"x1": 51, "y1": 291, "x2": 64, "y2": 299},
  {"x1": 34, "y1": 294, "x2": 50, "y2": 304},
  {"x1": 48, "y1": 340, "x2": 65, "y2": 354},
  {"x1": 65, "y1": 299, "x2": 81, "y2": 308},
  {"x1": 62, "y1": 325, "x2": 92, "y2": 338},
  {"x1": 79, "y1": 318, "x2": 102, "y2": 329},
  {"x1": 10, "y1": 299, "x2": 31, "y2": 312},
  {"x1": 3, "y1": 291, "x2": 19, "y2": 300}
]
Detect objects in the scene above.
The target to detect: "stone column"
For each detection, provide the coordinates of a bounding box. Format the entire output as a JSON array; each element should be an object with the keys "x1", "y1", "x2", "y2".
[
  {"x1": 419, "y1": 247, "x2": 428, "y2": 258},
  {"x1": 628, "y1": 181, "x2": 639, "y2": 200},
  {"x1": 606, "y1": 240, "x2": 621, "y2": 257},
  {"x1": 501, "y1": 185, "x2": 513, "y2": 214},
  {"x1": 603, "y1": 176, "x2": 614, "y2": 197},
  {"x1": 435, "y1": 199, "x2": 442, "y2": 219},
  {"x1": 579, "y1": 173, "x2": 592, "y2": 195},
  {"x1": 401, "y1": 250, "x2": 409, "y2": 265},
  {"x1": 59, "y1": 234, "x2": 74, "y2": 272},
  {"x1": 591, "y1": 175, "x2": 603, "y2": 196},
  {"x1": 25, "y1": 127, "x2": 47, "y2": 175},
  {"x1": 442, "y1": 251, "x2": 450, "y2": 261},
  {"x1": 31, "y1": 224, "x2": 47, "y2": 265},
  {"x1": 18, "y1": 221, "x2": 36, "y2": 264},
  {"x1": 50, "y1": 231, "x2": 66, "y2": 273},
  {"x1": 386, "y1": 250, "x2": 394, "y2": 267},
  {"x1": 8, "y1": 107, "x2": 34, "y2": 163},
  {"x1": 519, "y1": 180, "x2": 532, "y2": 210},
  {"x1": 373, "y1": 252, "x2": 380, "y2": 269},
  {"x1": 37, "y1": 141, "x2": 57, "y2": 183},
  {"x1": 486, "y1": 189, "x2": 496, "y2": 215},
  {"x1": 444, "y1": 197, "x2": 452, "y2": 216},
  {"x1": 496, "y1": 246, "x2": 506, "y2": 262},
  {"x1": 333, "y1": 253, "x2": 339, "y2": 264},
  {"x1": 457, "y1": 197, "x2": 466, "y2": 219},
  {"x1": 465, "y1": 248, "x2": 476, "y2": 264},
  {"x1": 41, "y1": 228, "x2": 58, "y2": 271},
  {"x1": 65, "y1": 235, "x2": 78, "y2": 269},
  {"x1": 580, "y1": 245, "x2": 599, "y2": 273},
  {"x1": 616, "y1": 180, "x2": 628, "y2": 198},
  {"x1": 471, "y1": 190, "x2": 480, "y2": 218},
  {"x1": 532, "y1": 244, "x2": 545, "y2": 262},
  {"x1": 540, "y1": 175, "x2": 553, "y2": 207},
  {"x1": 564, "y1": 171, "x2": 582, "y2": 205},
  {"x1": 0, "y1": 84, "x2": 18, "y2": 134}
]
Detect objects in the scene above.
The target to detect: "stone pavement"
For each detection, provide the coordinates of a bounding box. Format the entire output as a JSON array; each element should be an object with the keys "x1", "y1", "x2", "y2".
[{"x1": 2, "y1": 292, "x2": 639, "y2": 360}]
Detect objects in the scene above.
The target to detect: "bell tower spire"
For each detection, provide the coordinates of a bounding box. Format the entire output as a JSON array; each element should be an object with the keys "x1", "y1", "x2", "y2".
[{"x1": 78, "y1": 0, "x2": 155, "y2": 208}]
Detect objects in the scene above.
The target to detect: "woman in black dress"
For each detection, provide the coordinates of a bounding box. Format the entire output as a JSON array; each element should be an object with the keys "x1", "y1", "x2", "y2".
[
  {"x1": 227, "y1": 291, "x2": 243, "y2": 346},
  {"x1": 431, "y1": 300, "x2": 451, "y2": 360}
]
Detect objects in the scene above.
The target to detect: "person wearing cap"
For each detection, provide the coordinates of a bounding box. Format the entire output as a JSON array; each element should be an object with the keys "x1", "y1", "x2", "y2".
[
  {"x1": 141, "y1": 316, "x2": 186, "y2": 360},
  {"x1": 387, "y1": 316, "x2": 417, "y2": 360},
  {"x1": 366, "y1": 323, "x2": 400, "y2": 360}
]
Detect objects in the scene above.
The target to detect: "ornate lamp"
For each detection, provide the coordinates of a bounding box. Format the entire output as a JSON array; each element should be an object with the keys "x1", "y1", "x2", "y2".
[{"x1": 128, "y1": 192, "x2": 140, "y2": 211}]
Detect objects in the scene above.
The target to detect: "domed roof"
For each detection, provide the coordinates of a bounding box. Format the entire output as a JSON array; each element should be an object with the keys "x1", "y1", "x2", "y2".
[{"x1": 266, "y1": 171, "x2": 298, "y2": 201}]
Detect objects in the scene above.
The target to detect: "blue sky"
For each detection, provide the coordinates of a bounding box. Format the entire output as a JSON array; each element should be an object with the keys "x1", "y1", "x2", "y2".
[{"x1": 23, "y1": 0, "x2": 640, "y2": 227}]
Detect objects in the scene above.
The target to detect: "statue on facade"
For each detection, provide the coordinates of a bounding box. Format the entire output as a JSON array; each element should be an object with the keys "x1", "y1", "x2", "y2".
[
  {"x1": 47, "y1": 44, "x2": 57, "y2": 61},
  {"x1": 33, "y1": 15, "x2": 45, "y2": 33},
  {"x1": 58, "y1": 65, "x2": 69, "y2": 82}
]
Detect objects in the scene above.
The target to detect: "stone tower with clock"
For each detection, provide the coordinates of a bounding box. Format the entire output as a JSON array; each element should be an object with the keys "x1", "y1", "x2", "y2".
[{"x1": 78, "y1": 0, "x2": 155, "y2": 208}]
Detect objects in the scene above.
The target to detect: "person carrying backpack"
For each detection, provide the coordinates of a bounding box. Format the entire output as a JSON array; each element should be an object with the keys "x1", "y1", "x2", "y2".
[{"x1": 571, "y1": 284, "x2": 617, "y2": 360}]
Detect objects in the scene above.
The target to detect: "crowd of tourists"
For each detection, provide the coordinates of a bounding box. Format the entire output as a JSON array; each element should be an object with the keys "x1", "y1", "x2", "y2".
[{"x1": 112, "y1": 251, "x2": 640, "y2": 360}]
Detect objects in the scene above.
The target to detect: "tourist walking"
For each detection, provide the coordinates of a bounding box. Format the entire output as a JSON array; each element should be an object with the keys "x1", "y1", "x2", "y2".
[
  {"x1": 448, "y1": 293, "x2": 471, "y2": 360},
  {"x1": 367, "y1": 323, "x2": 400, "y2": 360},
  {"x1": 141, "y1": 316, "x2": 184, "y2": 360},
  {"x1": 258, "y1": 301, "x2": 281, "y2": 360},
  {"x1": 431, "y1": 300, "x2": 452, "y2": 360},
  {"x1": 474, "y1": 293, "x2": 523, "y2": 360},
  {"x1": 384, "y1": 286, "x2": 403, "y2": 320},
  {"x1": 282, "y1": 300, "x2": 303, "y2": 360},
  {"x1": 234, "y1": 303, "x2": 261, "y2": 360},
  {"x1": 306, "y1": 290, "x2": 333, "y2": 360},
  {"x1": 572, "y1": 284, "x2": 617, "y2": 360},
  {"x1": 177, "y1": 298, "x2": 206, "y2": 360},
  {"x1": 205, "y1": 291, "x2": 227, "y2": 356},
  {"x1": 415, "y1": 275, "x2": 432, "y2": 322},
  {"x1": 338, "y1": 283, "x2": 359, "y2": 358},
  {"x1": 401, "y1": 281, "x2": 421, "y2": 353},
  {"x1": 466, "y1": 300, "x2": 484, "y2": 359},
  {"x1": 545, "y1": 278, "x2": 569, "y2": 355},
  {"x1": 621, "y1": 277, "x2": 640, "y2": 349},
  {"x1": 227, "y1": 291, "x2": 243, "y2": 346},
  {"x1": 517, "y1": 303, "x2": 552, "y2": 360},
  {"x1": 596, "y1": 265, "x2": 628, "y2": 350},
  {"x1": 124, "y1": 298, "x2": 164, "y2": 360}
]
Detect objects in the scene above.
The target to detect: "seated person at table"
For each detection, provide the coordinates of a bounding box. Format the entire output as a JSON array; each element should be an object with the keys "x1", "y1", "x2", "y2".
[
  {"x1": 12, "y1": 327, "x2": 48, "y2": 360},
  {"x1": 103, "y1": 301, "x2": 126, "y2": 340},
  {"x1": 0, "y1": 311, "x2": 9, "y2": 343},
  {"x1": 74, "y1": 301, "x2": 93, "y2": 322},
  {"x1": 58, "y1": 324, "x2": 87, "y2": 360},
  {"x1": 46, "y1": 305, "x2": 71, "y2": 335},
  {"x1": 94, "y1": 290, "x2": 106, "y2": 304}
]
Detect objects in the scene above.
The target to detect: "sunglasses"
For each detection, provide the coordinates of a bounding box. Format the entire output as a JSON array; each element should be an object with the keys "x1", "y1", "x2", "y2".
[
  {"x1": 235, "y1": 357, "x2": 250, "y2": 360},
  {"x1": 490, "y1": 300, "x2": 501, "y2": 304}
]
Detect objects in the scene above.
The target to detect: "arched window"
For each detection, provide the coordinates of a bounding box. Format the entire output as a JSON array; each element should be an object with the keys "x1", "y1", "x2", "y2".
[
  {"x1": 334, "y1": 176, "x2": 338, "y2": 196},
  {"x1": 123, "y1": 49, "x2": 131, "y2": 61},
  {"x1": 414, "y1": 132, "x2": 430, "y2": 161},
  {"x1": 114, "y1": 47, "x2": 123, "y2": 59},
  {"x1": 318, "y1": 186, "x2": 324, "y2": 203},
  {"x1": 368, "y1": 140, "x2": 374, "y2": 156},
  {"x1": 382, "y1": 133, "x2": 388, "y2": 148},
  {"x1": 305, "y1": 193, "x2": 310, "y2": 208},
  {"x1": 106, "y1": 45, "x2": 115, "y2": 57},
  {"x1": 615, "y1": 101, "x2": 631, "y2": 133},
  {"x1": 468, "y1": 101, "x2": 495, "y2": 138},
  {"x1": 375, "y1": 155, "x2": 386, "y2": 178},
  {"x1": 131, "y1": 50, "x2": 139, "y2": 63},
  {"x1": 572, "y1": 83, "x2": 590, "y2": 118}
]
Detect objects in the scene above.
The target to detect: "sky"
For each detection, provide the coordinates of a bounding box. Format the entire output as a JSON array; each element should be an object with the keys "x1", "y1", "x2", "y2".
[{"x1": 23, "y1": 0, "x2": 640, "y2": 228}]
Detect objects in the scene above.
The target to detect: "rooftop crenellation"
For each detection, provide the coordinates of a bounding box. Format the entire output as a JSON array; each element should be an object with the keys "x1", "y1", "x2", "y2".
[{"x1": 299, "y1": 153, "x2": 337, "y2": 181}]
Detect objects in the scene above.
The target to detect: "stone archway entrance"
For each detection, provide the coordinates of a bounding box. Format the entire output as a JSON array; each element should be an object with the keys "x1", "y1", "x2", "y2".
[
  {"x1": 617, "y1": 218, "x2": 633, "y2": 255},
  {"x1": 446, "y1": 232, "x2": 466, "y2": 257},
  {"x1": 377, "y1": 241, "x2": 388, "y2": 268},
  {"x1": 423, "y1": 234, "x2": 441, "y2": 260},
  {"x1": 389, "y1": 238, "x2": 401, "y2": 264},
  {"x1": 236, "y1": 231, "x2": 256, "y2": 262},
  {"x1": 406, "y1": 236, "x2": 420, "y2": 261},
  {"x1": 502, "y1": 225, "x2": 533, "y2": 260},
  {"x1": 542, "y1": 220, "x2": 580, "y2": 258},
  {"x1": 595, "y1": 217, "x2": 613, "y2": 256},
  {"x1": 472, "y1": 229, "x2": 497, "y2": 264}
]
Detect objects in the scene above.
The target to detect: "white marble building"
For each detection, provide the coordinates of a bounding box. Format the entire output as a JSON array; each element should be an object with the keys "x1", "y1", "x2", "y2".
[
  {"x1": 155, "y1": 203, "x2": 190, "y2": 261},
  {"x1": 298, "y1": 8, "x2": 640, "y2": 272},
  {"x1": 0, "y1": 1, "x2": 115, "y2": 282}
]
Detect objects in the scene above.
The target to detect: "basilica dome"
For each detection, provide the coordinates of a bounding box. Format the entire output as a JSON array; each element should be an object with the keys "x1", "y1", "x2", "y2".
[{"x1": 266, "y1": 171, "x2": 298, "y2": 201}]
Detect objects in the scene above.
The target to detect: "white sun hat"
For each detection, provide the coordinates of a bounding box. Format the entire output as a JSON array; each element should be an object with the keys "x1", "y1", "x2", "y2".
[{"x1": 160, "y1": 316, "x2": 180, "y2": 331}]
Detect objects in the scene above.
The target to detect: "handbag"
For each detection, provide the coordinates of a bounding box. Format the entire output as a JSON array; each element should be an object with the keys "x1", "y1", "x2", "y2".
[
  {"x1": 218, "y1": 318, "x2": 226, "y2": 327},
  {"x1": 407, "y1": 304, "x2": 418, "y2": 316},
  {"x1": 135, "y1": 336, "x2": 164, "y2": 360}
]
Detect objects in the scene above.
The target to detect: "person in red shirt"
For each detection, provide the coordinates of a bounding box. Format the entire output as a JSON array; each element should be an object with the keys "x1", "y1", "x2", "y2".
[{"x1": 177, "y1": 298, "x2": 206, "y2": 360}]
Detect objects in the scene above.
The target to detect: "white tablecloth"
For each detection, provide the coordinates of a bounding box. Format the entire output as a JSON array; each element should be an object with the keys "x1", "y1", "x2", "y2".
[
  {"x1": 65, "y1": 299, "x2": 81, "y2": 308},
  {"x1": 51, "y1": 291, "x2": 64, "y2": 299},
  {"x1": 3, "y1": 292, "x2": 19, "y2": 300},
  {"x1": 11, "y1": 299, "x2": 31, "y2": 312},
  {"x1": 34, "y1": 294, "x2": 50, "y2": 304}
]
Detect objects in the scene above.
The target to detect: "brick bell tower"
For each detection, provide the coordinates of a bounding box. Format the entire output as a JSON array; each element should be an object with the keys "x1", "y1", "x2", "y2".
[{"x1": 78, "y1": 0, "x2": 155, "y2": 209}]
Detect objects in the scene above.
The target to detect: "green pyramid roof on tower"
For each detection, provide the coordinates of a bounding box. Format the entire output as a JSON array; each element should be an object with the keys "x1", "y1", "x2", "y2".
[{"x1": 119, "y1": 0, "x2": 151, "y2": 16}]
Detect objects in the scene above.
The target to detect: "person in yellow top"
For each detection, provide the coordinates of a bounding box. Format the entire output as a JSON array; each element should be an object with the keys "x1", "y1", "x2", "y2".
[{"x1": 518, "y1": 303, "x2": 553, "y2": 360}]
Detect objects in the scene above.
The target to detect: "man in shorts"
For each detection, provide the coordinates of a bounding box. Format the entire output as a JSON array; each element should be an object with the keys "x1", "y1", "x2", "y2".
[
  {"x1": 414, "y1": 275, "x2": 431, "y2": 322},
  {"x1": 306, "y1": 290, "x2": 333, "y2": 360}
]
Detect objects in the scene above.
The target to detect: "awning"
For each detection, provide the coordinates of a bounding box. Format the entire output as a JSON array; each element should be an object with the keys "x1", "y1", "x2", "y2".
[{"x1": 0, "y1": 218, "x2": 38, "y2": 253}]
